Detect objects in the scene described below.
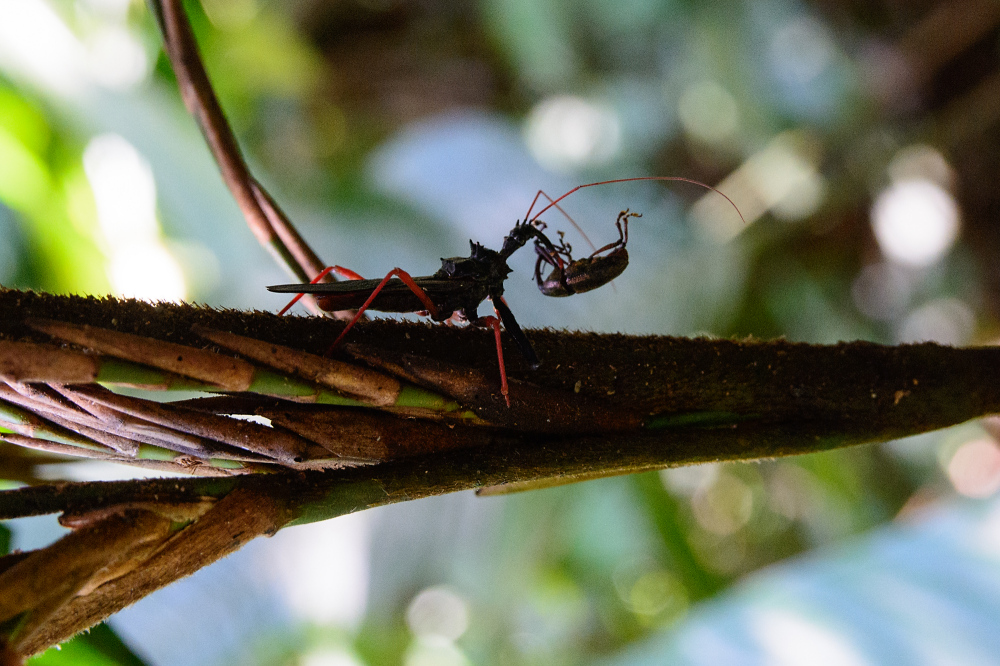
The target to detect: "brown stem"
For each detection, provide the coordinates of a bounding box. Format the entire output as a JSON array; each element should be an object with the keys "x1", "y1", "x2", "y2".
[
  {"x1": 150, "y1": 0, "x2": 354, "y2": 318},
  {"x1": 2, "y1": 288, "x2": 1000, "y2": 657}
]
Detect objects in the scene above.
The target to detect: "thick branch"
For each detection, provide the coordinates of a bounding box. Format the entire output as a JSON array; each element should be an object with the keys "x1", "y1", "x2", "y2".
[{"x1": 1, "y1": 287, "x2": 998, "y2": 656}]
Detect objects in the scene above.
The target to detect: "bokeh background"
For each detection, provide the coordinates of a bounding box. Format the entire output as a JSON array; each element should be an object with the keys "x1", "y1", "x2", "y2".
[{"x1": 3, "y1": 0, "x2": 1000, "y2": 664}]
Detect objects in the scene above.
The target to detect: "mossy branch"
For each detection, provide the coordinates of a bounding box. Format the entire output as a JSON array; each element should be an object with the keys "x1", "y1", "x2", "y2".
[{"x1": 0, "y1": 287, "x2": 998, "y2": 659}]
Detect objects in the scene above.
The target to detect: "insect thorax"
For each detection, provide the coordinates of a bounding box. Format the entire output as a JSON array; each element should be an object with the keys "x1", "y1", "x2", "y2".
[{"x1": 438, "y1": 242, "x2": 510, "y2": 282}]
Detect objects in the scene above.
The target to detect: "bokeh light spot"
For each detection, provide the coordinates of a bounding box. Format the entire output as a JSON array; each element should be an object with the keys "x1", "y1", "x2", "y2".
[
  {"x1": 947, "y1": 438, "x2": 1000, "y2": 499},
  {"x1": 660, "y1": 463, "x2": 718, "y2": 497},
  {"x1": 871, "y1": 179, "x2": 959, "y2": 267},
  {"x1": 896, "y1": 298, "x2": 974, "y2": 345},
  {"x1": 83, "y1": 133, "x2": 187, "y2": 301},
  {"x1": 887, "y1": 144, "x2": 954, "y2": 188},
  {"x1": 751, "y1": 609, "x2": 870, "y2": 666},
  {"x1": 86, "y1": 26, "x2": 149, "y2": 90},
  {"x1": 678, "y1": 80, "x2": 739, "y2": 144},
  {"x1": 263, "y1": 512, "x2": 370, "y2": 627},
  {"x1": 406, "y1": 585, "x2": 469, "y2": 643},
  {"x1": 300, "y1": 647, "x2": 364, "y2": 666},
  {"x1": 525, "y1": 95, "x2": 621, "y2": 172},
  {"x1": 628, "y1": 570, "x2": 688, "y2": 620},
  {"x1": 78, "y1": 0, "x2": 133, "y2": 20},
  {"x1": 200, "y1": 0, "x2": 259, "y2": 29},
  {"x1": 404, "y1": 641, "x2": 470, "y2": 666},
  {"x1": 691, "y1": 131, "x2": 824, "y2": 241},
  {"x1": 106, "y1": 242, "x2": 186, "y2": 302},
  {"x1": 851, "y1": 262, "x2": 913, "y2": 322},
  {"x1": 692, "y1": 472, "x2": 754, "y2": 535}
]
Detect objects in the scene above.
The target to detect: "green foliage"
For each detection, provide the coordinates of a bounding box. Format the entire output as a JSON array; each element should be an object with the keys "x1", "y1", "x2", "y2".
[
  {"x1": 0, "y1": 82, "x2": 106, "y2": 294},
  {"x1": 28, "y1": 624, "x2": 146, "y2": 666}
]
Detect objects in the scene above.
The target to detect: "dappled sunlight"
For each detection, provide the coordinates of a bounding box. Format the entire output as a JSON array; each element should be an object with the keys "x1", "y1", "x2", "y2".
[
  {"x1": 83, "y1": 133, "x2": 187, "y2": 301},
  {"x1": 690, "y1": 131, "x2": 825, "y2": 241},
  {"x1": 677, "y1": 80, "x2": 740, "y2": 145},
  {"x1": 947, "y1": 438, "x2": 1000, "y2": 499},
  {"x1": 524, "y1": 95, "x2": 621, "y2": 172},
  {"x1": 750, "y1": 609, "x2": 870, "y2": 666},
  {"x1": 872, "y1": 179, "x2": 960, "y2": 267}
]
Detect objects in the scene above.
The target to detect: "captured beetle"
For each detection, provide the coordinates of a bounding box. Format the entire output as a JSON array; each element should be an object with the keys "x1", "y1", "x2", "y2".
[{"x1": 534, "y1": 209, "x2": 639, "y2": 297}]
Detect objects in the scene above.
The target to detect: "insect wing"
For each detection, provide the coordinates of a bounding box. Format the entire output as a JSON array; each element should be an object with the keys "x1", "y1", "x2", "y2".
[
  {"x1": 269, "y1": 277, "x2": 389, "y2": 295},
  {"x1": 268, "y1": 277, "x2": 466, "y2": 314}
]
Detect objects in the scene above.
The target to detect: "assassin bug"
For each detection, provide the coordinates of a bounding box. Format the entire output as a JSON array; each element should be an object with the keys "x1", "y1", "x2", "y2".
[
  {"x1": 268, "y1": 177, "x2": 744, "y2": 406},
  {"x1": 268, "y1": 220, "x2": 564, "y2": 406}
]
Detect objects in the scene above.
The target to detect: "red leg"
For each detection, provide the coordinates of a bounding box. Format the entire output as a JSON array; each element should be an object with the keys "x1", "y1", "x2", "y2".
[
  {"x1": 331, "y1": 266, "x2": 365, "y2": 281},
  {"x1": 277, "y1": 265, "x2": 366, "y2": 316},
  {"x1": 325, "y1": 267, "x2": 441, "y2": 355},
  {"x1": 479, "y1": 314, "x2": 510, "y2": 407}
]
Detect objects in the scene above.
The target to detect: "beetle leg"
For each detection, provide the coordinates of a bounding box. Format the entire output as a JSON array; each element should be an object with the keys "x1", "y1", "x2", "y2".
[
  {"x1": 324, "y1": 267, "x2": 441, "y2": 355},
  {"x1": 589, "y1": 209, "x2": 639, "y2": 258},
  {"x1": 534, "y1": 232, "x2": 577, "y2": 294},
  {"x1": 277, "y1": 265, "x2": 366, "y2": 315},
  {"x1": 522, "y1": 189, "x2": 600, "y2": 257}
]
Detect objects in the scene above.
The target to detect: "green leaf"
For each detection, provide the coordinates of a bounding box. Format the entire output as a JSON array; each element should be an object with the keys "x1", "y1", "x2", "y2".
[{"x1": 28, "y1": 623, "x2": 147, "y2": 666}]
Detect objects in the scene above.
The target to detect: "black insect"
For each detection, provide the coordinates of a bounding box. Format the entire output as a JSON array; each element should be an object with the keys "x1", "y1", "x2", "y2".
[
  {"x1": 268, "y1": 177, "x2": 744, "y2": 406},
  {"x1": 268, "y1": 220, "x2": 566, "y2": 405}
]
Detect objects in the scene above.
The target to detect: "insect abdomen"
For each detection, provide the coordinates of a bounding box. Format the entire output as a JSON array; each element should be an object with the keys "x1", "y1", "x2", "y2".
[{"x1": 538, "y1": 247, "x2": 629, "y2": 297}]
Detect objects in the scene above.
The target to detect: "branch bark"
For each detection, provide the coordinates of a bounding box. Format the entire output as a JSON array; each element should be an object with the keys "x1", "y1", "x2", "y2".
[{"x1": 0, "y1": 287, "x2": 998, "y2": 658}]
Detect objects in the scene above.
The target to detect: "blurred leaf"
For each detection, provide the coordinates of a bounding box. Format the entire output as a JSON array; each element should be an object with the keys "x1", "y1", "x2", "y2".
[
  {"x1": 591, "y1": 495, "x2": 1000, "y2": 666},
  {"x1": 0, "y1": 123, "x2": 52, "y2": 214},
  {"x1": 27, "y1": 623, "x2": 146, "y2": 666},
  {"x1": 0, "y1": 87, "x2": 50, "y2": 156}
]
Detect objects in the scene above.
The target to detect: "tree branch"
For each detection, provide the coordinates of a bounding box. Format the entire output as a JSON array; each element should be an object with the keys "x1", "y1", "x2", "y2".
[{"x1": 1, "y1": 287, "x2": 998, "y2": 658}]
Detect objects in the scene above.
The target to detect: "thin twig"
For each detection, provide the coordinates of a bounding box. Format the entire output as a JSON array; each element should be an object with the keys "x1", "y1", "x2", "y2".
[{"x1": 149, "y1": 0, "x2": 352, "y2": 318}]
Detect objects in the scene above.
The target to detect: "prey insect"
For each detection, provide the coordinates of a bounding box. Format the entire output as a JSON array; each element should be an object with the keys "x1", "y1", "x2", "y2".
[
  {"x1": 534, "y1": 209, "x2": 639, "y2": 297},
  {"x1": 268, "y1": 177, "x2": 745, "y2": 406}
]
